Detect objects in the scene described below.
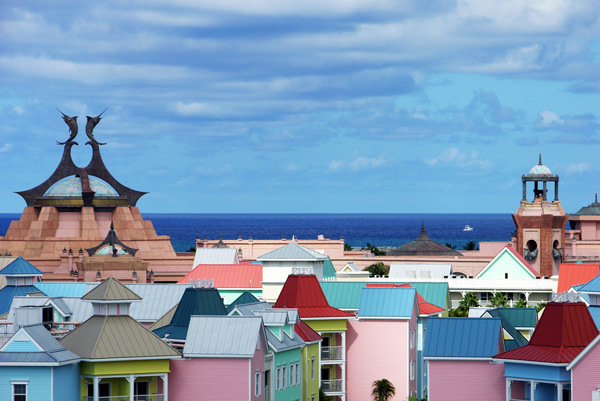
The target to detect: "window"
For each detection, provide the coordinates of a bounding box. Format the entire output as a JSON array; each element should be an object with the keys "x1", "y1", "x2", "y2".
[
  {"x1": 311, "y1": 357, "x2": 315, "y2": 380},
  {"x1": 282, "y1": 366, "x2": 287, "y2": 388},
  {"x1": 410, "y1": 361, "x2": 415, "y2": 381},
  {"x1": 410, "y1": 330, "x2": 415, "y2": 349},
  {"x1": 13, "y1": 382, "x2": 27, "y2": 401},
  {"x1": 295, "y1": 362, "x2": 300, "y2": 386},
  {"x1": 255, "y1": 372, "x2": 261, "y2": 396},
  {"x1": 311, "y1": 395, "x2": 315, "y2": 401},
  {"x1": 276, "y1": 367, "x2": 281, "y2": 390},
  {"x1": 290, "y1": 364, "x2": 295, "y2": 386}
]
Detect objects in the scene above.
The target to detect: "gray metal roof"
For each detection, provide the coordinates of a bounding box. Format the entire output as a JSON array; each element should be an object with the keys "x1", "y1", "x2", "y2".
[
  {"x1": 183, "y1": 316, "x2": 264, "y2": 357},
  {"x1": 257, "y1": 242, "x2": 328, "y2": 261},
  {"x1": 229, "y1": 302, "x2": 272, "y2": 316},
  {"x1": 264, "y1": 325, "x2": 305, "y2": 353},
  {"x1": 23, "y1": 324, "x2": 64, "y2": 352},
  {"x1": 126, "y1": 284, "x2": 187, "y2": 322},
  {"x1": 253, "y1": 309, "x2": 299, "y2": 326},
  {"x1": 0, "y1": 324, "x2": 80, "y2": 364},
  {"x1": 8, "y1": 297, "x2": 92, "y2": 329},
  {"x1": 82, "y1": 276, "x2": 142, "y2": 302},
  {"x1": 388, "y1": 263, "x2": 452, "y2": 280},
  {"x1": 193, "y1": 248, "x2": 239, "y2": 266}
]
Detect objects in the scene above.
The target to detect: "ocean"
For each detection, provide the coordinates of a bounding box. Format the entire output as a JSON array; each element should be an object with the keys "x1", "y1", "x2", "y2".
[{"x1": 0, "y1": 213, "x2": 515, "y2": 253}]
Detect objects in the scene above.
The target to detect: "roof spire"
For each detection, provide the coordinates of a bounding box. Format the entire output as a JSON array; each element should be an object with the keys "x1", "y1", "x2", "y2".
[{"x1": 539, "y1": 153, "x2": 542, "y2": 165}]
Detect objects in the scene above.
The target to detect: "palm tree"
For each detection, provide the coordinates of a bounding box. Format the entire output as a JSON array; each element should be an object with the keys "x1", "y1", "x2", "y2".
[
  {"x1": 364, "y1": 262, "x2": 390, "y2": 277},
  {"x1": 513, "y1": 298, "x2": 527, "y2": 308},
  {"x1": 463, "y1": 241, "x2": 477, "y2": 250},
  {"x1": 489, "y1": 292, "x2": 508, "y2": 307},
  {"x1": 372, "y1": 378, "x2": 396, "y2": 401}
]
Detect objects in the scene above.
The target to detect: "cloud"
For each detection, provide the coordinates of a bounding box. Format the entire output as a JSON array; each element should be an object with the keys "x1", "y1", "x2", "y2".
[
  {"x1": 328, "y1": 156, "x2": 386, "y2": 172},
  {"x1": 426, "y1": 147, "x2": 491, "y2": 170},
  {"x1": 284, "y1": 164, "x2": 300, "y2": 172},
  {"x1": 567, "y1": 163, "x2": 591, "y2": 173},
  {"x1": 328, "y1": 160, "x2": 345, "y2": 172},
  {"x1": 535, "y1": 110, "x2": 563, "y2": 128},
  {"x1": 535, "y1": 110, "x2": 599, "y2": 133},
  {"x1": 0, "y1": 144, "x2": 12, "y2": 153}
]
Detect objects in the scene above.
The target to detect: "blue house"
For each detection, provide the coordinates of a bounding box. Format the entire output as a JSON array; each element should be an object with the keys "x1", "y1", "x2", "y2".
[{"x1": 0, "y1": 324, "x2": 80, "y2": 401}]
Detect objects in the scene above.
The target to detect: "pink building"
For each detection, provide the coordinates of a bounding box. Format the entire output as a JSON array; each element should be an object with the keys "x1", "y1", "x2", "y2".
[
  {"x1": 346, "y1": 287, "x2": 418, "y2": 401},
  {"x1": 568, "y1": 334, "x2": 600, "y2": 400}
]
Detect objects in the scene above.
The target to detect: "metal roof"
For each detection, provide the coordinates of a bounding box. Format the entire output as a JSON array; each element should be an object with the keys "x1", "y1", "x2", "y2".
[
  {"x1": 589, "y1": 306, "x2": 600, "y2": 330},
  {"x1": 424, "y1": 317, "x2": 503, "y2": 358},
  {"x1": 265, "y1": 325, "x2": 305, "y2": 353},
  {"x1": 357, "y1": 287, "x2": 416, "y2": 318},
  {"x1": 183, "y1": 316, "x2": 264, "y2": 357},
  {"x1": 366, "y1": 284, "x2": 445, "y2": 316},
  {"x1": 82, "y1": 276, "x2": 142, "y2": 301},
  {"x1": 126, "y1": 284, "x2": 187, "y2": 322},
  {"x1": 322, "y1": 258, "x2": 337, "y2": 278},
  {"x1": 389, "y1": 263, "x2": 452, "y2": 280},
  {"x1": 0, "y1": 257, "x2": 43, "y2": 276},
  {"x1": 295, "y1": 320, "x2": 321, "y2": 343},
  {"x1": 577, "y1": 273, "x2": 600, "y2": 294},
  {"x1": 230, "y1": 301, "x2": 272, "y2": 317},
  {"x1": 0, "y1": 324, "x2": 80, "y2": 364},
  {"x1": 557, "y1": 263, "x2": 600, "y2": 293},
  {"x1": 494, "y1": 302, "x2": 599, "y2": 364},
  {"x1": 226, "y1": 291, "x2": 260, "y2": 313},
  {"x1": 193, "y1": 248, "x2": 239, "y2": 266},
  {"x1": 0, "y1": 286, "x2": 42, "y2": 315},
  {"x1": 60, "y1": 315, "x2": 180, "y2": 360},
  {"x1": 257, "y1": 242, "x2": 328, "y2": 261},
  {"x1": 483, "y1": 309, "x2": 529, "y2": 351},
  {"x1": 178, "y1": 263, "x2": 262, "y2": 289},
  {"x1": 34, "y1": 282, "x2": 95, "y2": 298},
  {"x1": 486, "y1": 307, "x2": 537, "y2": 328},
  {"x1": 572, "y1": 195, "x2": 600, "y2": 216},
  {"x1": 476, "y1": 246, "x2": 539, "y2": 279}
]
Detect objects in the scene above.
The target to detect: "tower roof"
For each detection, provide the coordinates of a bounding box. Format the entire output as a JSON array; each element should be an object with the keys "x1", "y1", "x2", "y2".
[
  {"x1": 0, "y1": 257, "x2": 43, "y2": 276},
  {"x1": 82, "y1": 276, "x2": 142, "y2": 302},
  {"x1": 387, "y1": 224, "x2": 462, "y2": 256},
  {"x1": 572, "y1": 194, "x2": 600, "y2": 216},
  {"x1": 257, "y1": 241, "x2": 329, "y2": 261},
  {"x1": 525, "y1": 154, "x2": 555, "y2": 178}
]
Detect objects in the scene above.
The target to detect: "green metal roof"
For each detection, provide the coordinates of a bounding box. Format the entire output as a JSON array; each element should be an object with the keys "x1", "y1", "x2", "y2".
[
  {"x1": 322, "y1": 258, "x2": 337, "y2": 279},
  {"x1": 82, "y1": 276, "x2": 141, "y2": 302},
  {"x1": 488, "y1": 307, "x2": 537, "y2": 328}
]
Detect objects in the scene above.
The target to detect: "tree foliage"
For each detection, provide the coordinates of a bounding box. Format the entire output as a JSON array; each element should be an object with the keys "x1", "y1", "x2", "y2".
[
  {"x1": 366, "y1": 243, "x2": 386, "y2": 256},
  {"x1": 463, "y1": 241, "x2": 478, "y2": 250},
  {"x1": 489, "y1": 292, "x2": 508, "y2": 307},
  {"x1": 364, "y1": 262, "x2": 390, "y2": 277},
  {"x1": 449, "y1": 292, "x2": 480, "y2": 317},
  {"x1": 372, "y1": 378, "x2": 396, "y2": 401},
  {"x1": 513, "y1": 298, "x2": 528, "y2": 308},
  {"x1": 536, "y1": 301, "x2": 547, "y2": 313},
  {"x1": 344, "y1": 243, "x2": 353, "y2": 251},
  {"x1": 445, "y1": 242, "x2": 457, "y2": 250}
]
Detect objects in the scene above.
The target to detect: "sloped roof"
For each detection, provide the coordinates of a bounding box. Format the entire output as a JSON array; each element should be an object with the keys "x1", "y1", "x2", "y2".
[
  {"x1": 483, "y1": 309, "x2": 529, "y2": 351},
  {"x1": 366, "y1": 283, "x2": 444, "y2": 316},
  {"x1": 0, "y1": 286, "x2": 42, "y2": 315},
  {"x1": 0, "y1": 324, "x2": 80, "y2": 364},
  {"x1": 82, "y1": 276, "x2": 141, "y2": 302},
  {"x1": 178, "y1": 262, "x2": 262, "y2": 288},
  {"x1": 273, "y1": 275, "x2": 353, "y2": 319},
  {"x1": 577, "y1": 274, "x2": 600, "y2": 294},
  {"x1": 425, "y1": 317, "x2": 503, "y2": 358},
  {"x1": 265, "y1": 324, "x2": 305, "y2": 353},
  {"x1": 34, "y1": 282, "x2": 95, "y2": 298},
  {"x1": 493, "y1": 302, "x2": 599, "y2": 364},
  {"x1": 0, "y1": 257, "x2": 43, "y2": 276},
  {"x1": 183, "y1": 316, "x2": 265, "y2": 358},
  {"x1": 357, "y1": 287, "x2": 417, "y2": 318},
  {"x1": 588, "y1": 306, "x2": 600, "y2": 330},
  {"x1": 60, "y1": 315, "x2": 180, "y2": 360},
  {"x1": 572, "y1": 194, "x2": 600, "y2": 216},
  {"x1": 226, "y1": 291, "x2": 260, "y2": 313},
  {"x1": 295, "y1": 320, "x2": 321, "y2": 343},
  {"x1": 193, "y1": 248, "x2": 239, "y2": 266},
  {"x1": 322, "y1": 258, "x2": 337, "y2": 278},
  {"x1": 257, "y1": 242, "x2": 328, "y2": 261},
  {"x1": 557, "y1": 263, "x2": 599, "y2": 293},
  {"x1": 476, "y1": 246, "x2": 539, "y2": 279},
  {"x1": 387, "y1": 225, "x2": 462, "y2": 257},
  {"x1": 389, "y1": 263, "x2": 452, "y2": 280},
  {"x1": 126, "y1": 284, "x2": 187, "y2": 323},
  {"x1": 424, "y1": 317, "x2": 503, "y2": 358}
]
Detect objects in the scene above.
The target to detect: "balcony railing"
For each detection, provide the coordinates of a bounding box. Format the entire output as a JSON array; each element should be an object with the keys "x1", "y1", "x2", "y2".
[
  {"x1": 321, "y1": 346, "x2": 344, "y2": 361},
  {"x1": 84, "y1": 395, "x2": 164, "y2": 401},
  {"x1": 321, "y1": 379, "x2": 344, "y2": 392}
]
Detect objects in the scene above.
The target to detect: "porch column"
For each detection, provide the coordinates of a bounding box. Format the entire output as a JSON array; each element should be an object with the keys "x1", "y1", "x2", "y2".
[
  {"x1": 129, "y1": 374, "x2": 134, "y2": 401},
  {"x1": 341, "y1": 331, "x2": 346, "y2": 396},
  {"x1": 530, "y1": 380, "x2": 536, "y2": 401},
  {"x1": 94, "y1": 377, "x2": 99, "y2": 401},
  {"x1": 162, "y1": 374, "x2": 169, "y2": 401},
  {"x1": 557, "y1": 383, "x2": 563, "y2": 401},
  {"x1": 506, "y1": 379, "x2": 511, "y2": 401}
]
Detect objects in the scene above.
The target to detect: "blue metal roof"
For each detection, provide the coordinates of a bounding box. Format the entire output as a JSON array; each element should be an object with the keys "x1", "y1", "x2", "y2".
[
  {"x1": 0, "y1": 286, "x2": 42, "y2": 315},
  {"x1": 33, "y1": 282, "x2": 93, "y2": 298},
  {"x1": 0, "y1": 257, "x2": 43, "y2": 276},
  {"x1": 424, "y1": 317, "x2": 503, "y2": 358},
  {"x1": 357, "y1": 287, "x2": 416, "y2": 318},
  {"x1": 588, "y1": 306, "x2": 600, "y2": 331},
  {"x1": 578, "y1": 274, "x2": 600, "y2": 293}
]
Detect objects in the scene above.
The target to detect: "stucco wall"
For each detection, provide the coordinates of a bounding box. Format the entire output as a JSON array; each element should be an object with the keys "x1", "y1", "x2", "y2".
[
  {"x1": 572, "y1": 339, "x2": 600, "y2": 401},
  {"x1": 427, "y1": 360, "x2": 505, "y2": 401}
]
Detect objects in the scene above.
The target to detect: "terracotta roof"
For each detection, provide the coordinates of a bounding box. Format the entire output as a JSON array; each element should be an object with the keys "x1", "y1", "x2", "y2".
[
  {"x1": 177, "y1": 262, "x2": 261, "y2": 288},
  {"x1": 60, "y1": 315, "x2": 180, "y2": 360},
  {"x1": 274, "y1": 275, "x2": 354, "y2": 319},
  {"x1": 557, "y1": 263, "x2": 600, "y2": 293},
  {"x1": 366, "y1": 283, "x2": 444, "y2": 316},
  {"x1": 82, "y1": 276, "x2": 142, "y2": 302},
  {"x1": 493, "y1": 302, "x2": 598, "y2": 364},
  {"x1": 387, "y1": 224, "x2": 462, "y2": 256}
]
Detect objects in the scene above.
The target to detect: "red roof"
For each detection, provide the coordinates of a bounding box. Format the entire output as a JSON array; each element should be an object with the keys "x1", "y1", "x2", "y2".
[
  {"x1": 557, "y1": 263, "x2": 600, "y2": 293},
  {"x1": 505, "y1": 245, "x2": 540, "y2": 278},
  {"x1": 494, "y1": 302, "x2": 598, "y2": 364},
  {"x1": 177, "y1": 262, "x2": 262, "y2": 288},
  {"x1": 274, "y1": 275, "x2": 354, "y2": 319},
  {"x1": 295, "y1": 319, "x2": 322, "y2": 343},
  {"x1": 366, "y1": 283, "x2": 444, "y2": 316}
]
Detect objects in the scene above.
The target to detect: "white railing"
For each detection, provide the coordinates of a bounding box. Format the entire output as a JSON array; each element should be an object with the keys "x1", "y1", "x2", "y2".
[
  {"x1": 189, "y1": 279, "x2": 214, "y2": 288},
  {"x1": 552, "y1": 292, "x2": 581, "y2": 303},
  {"x1": 84, "y1": 395, "x2": 164, "y2": 401},
  {"x1": 321, "y1": 379, "x2": 344, "y2": 392},
  {"x1": 292, "y1": 267, "x2": 314, "y2": 275},
  {"x1": 321, "y1": 346, "x2": 344, "y2": 361}
]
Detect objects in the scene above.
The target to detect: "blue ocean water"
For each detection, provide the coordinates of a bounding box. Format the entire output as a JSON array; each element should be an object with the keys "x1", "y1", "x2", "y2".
[{"x1": 0, "y1": 213, "x2": 515, "y2": 253}]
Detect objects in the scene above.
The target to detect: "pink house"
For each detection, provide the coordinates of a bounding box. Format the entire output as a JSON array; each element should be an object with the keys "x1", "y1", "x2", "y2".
[
  {"x1": 346, "y1": 287, "x2": 418, "y2": 401},
  {"x1": 568, "y1": 334, "x2": 600, "y2": 400},
  {"x1": 169, "y1": 315, "x2": 269, "y2": 401},
  {"x1": 424, "y1": 317, "x2": 505, "y2": 401}
]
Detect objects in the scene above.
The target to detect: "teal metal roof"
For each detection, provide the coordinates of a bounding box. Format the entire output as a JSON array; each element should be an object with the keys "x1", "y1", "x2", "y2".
[
  {"x1": 34, "y1": 282, "x2": 96, "y2": 297},
  {"x1": 0, "y1": 257, "x2": 43, "y2": 276},
  {"x1": 357, "y1": 287, "x2": 416, "y2": 318},
  {"x1": 323, "y1": 258, "x2": 337, "y2": 278},
  {"x1": 578, "y1": 274, "x2": 600, "y2": 293},
  {"x1": 424, "y1": 317, "x2": 503, "y2": 358},
  {"x1": 484, "y1": 309, "x2": 529, "y2": 351},
  {"x1": 488, "y1": 307, "x2": 537, "y2": 328},
  {"x1": 320, "y1": 281, "x2": 449, "y2": 310},
  {"x1": 226, "y1": 290, "x2": 260, "y2": 313}
]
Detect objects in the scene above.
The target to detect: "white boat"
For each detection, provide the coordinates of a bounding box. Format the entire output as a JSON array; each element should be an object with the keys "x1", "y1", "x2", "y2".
[{"x1": 463, "y1": 225, "x2": 473, "y2": 231}]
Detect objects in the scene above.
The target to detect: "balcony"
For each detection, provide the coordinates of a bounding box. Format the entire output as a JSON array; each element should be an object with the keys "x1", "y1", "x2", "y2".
[
  {"x1": 83, "y1": 395, "x2": 164, "y2": 401},
  {"x1": 321, "y1": 346, "x2": 344, "y2": 361},
  {"x1": 321, "y1": 379, "x2": 344, "y2": 392}
]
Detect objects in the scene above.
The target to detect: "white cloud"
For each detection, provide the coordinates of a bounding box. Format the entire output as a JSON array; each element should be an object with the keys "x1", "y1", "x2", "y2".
[
  {"x1": 284, "y1": 164, "x2": 300, "y2": 172},
  {"x1": 426, "y1": 147, "x2": 491, "y2": 170},
  {"x1": 13, "y1": 106, "x2": 24, "y2": 115},
  {"x1": 536, "y1": 110, "x2": 563, "y2": 128},
  {"x1": 0, "y1": 144, "x2": 12, "y2": 153},
  {"x1": 328, "y1": 160, "x2": 345, "y2": 172},
  {"x1": 349, "y1": 156, "x2": 386, "y2": 171},
  {"x1": 567, "y1": 163, "x2": 591, "y2": 173}
]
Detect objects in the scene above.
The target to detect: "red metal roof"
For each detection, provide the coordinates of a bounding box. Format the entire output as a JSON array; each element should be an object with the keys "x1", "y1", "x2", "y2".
[
  {"x1": 274, "y1": 275, "x2": 354, "y2": 318},
  {"x1": 494, "y1": 302, "x2": 598, "y2": 364},
  {"x1": 366, "y1": 283, "x2": 444, "y2": 316},
  {"x1": 295, "y1": 319, "x2": 322, "y2": 342},
  {"x1": 505, "y1": 245, "x2": 540, "y2": 278},
  {"x1": 557, "y1": 263, "x2": 600, "y2": 293},
  {"x1": 177, "y1": 262, "x2": 262, "y2": 288}
]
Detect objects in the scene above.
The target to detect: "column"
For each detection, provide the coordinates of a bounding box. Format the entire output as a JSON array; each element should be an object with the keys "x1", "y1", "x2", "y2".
[
  {"x1": 506, "y1": 379, "x2": 512, "y2": 401},
  {"x1": 530, "y1": 381, "x2": 536, "y2": 401},
  {"x1": 557, "y1": 383, "x2": 563, "y2": 401},
  {"x1": 163, "y1": 374, "x2": 169, "y2": 401},
  {"x1": 94, "y1": 377, "x2": 99, "y2": 401},
  {"x1": 341, "y1": 331, "x2": 346, "y2": 395},
  {"x1": 129, "y1": 375, "x2": 134, "y2": 401},
  {"x1": 543, "y1": 181, "x2": 547, "y2": 201},
  {"x1": 522, "y1": 180, "x2": 527, "y2": 201},
  {"x1": 554, "y1": 180, "x2": 559, "y2": 201}
]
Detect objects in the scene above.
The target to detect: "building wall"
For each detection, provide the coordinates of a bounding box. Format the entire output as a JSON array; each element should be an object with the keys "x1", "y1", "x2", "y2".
[
  {"x1": 169, "y1": 358, "x2": 253, "y2": 401},
  {"x1": 572, "y1": 340, "x2": 600, "y2": 401},
  {"x1": 53, "y1": 363, "x2": 81, "y2": 401},
  {"x1": 346, "y1": 319, "x2": 411, "y2": 401},
  {"x1": 427, "y1": 360, "x2": 505, "y2": 401},
  {"x1": 81, "y1": 359, "x2": 170, "y2": 376},
  {"x1": 273, "y1": 347, "x2": 303, "y2": 401},
  {"x1": 302, "y1": 342, "x2": 320, "y2": 401},
  {"x1": 0, "y1": 366, "x2": 52, "y2": 401}
]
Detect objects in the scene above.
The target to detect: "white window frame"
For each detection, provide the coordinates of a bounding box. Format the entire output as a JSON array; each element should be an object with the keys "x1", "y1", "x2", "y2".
[
  {"x1": 410, "y1": 330, "x2": 415, "y2": 349},
  {"x1": 311, "y1": 357, "x2": 315, "y2": 381},
  {"x1": 255, "y1": 371, "x2": 261, "y2": 396},
  {"x1": 290, "y1": 364, "x2": 295, "y2": 386},
  {"x1": 295, "y1": 362, "x2": 300, "y2": 386},
  {"x1": 282, "y1": 366, "x2": 287, "y2": 388},
  {"x1": 276, "y1": 367, "x2": 281, "y2": 390},
  {"x1": 410, "y1": 361, "x2": 415, "y2": 381},
  {"x1": 12, "y1": 381, "x2": 27, "y2": 401}
]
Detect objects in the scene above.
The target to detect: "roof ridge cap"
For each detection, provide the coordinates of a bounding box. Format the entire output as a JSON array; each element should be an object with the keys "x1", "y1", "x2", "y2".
[{"x1": 90, "y1": 315, "x2": 108, "y2": 358}]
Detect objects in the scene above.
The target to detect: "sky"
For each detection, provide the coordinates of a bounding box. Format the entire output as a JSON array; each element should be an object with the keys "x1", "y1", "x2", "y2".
[{"x1": 0, "y1": 1, "x2": 599, "y2": 214}]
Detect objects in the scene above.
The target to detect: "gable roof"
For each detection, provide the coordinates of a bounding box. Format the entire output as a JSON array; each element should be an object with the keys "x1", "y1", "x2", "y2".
[
  {"x1": 82, "y1": 276, "x2": 142, "y2": 302},
  {"x1": 126, "y1": 284, "x2": 187, "y2": 323},
  {"x1": 295, "y1": 319, "x2": 321, "y2": 343},
  {"x1": 577, "y1": 274, "x2": 600, "y2": 294},
  {"x1": 226, "y1": 291, "x2": 261, "y2": 314},
  {"x1": 476, "y1": 246, "x2": 539, "y2": 279},
  {"x1": 193, "y1": 248, "x2": 239, "y2": 266},
  {"x1": 0, "y1": 324, "x2": 80, "y2": 365},
  {"x1": 257, "y1": 242, "x2": 328, "y2": 261},
  {"x1": 60, "y1": 315, "x2": 180, "y2": 360},
  {"x1": 0, "y1": 257, "x2": 43, "y2": 276},
  {"x1": 357, "y1": 287, "x2": 417, "y2": 318},
  {"x1": 424, "y1": 317, "x2": 503, "y2": 358},
  {"x1": 0, "y1": 286, "x2": 43, "y2": 316},
  {"x1": 183, "y1": 316, "x2": 265, "y2": 358},
  {"x1": 177, "y1": 262, "x2": 262, "y2": 289},
  {"x1": 322, "y1": 258, "x2": 337, "y2": 278},
  {"x1": 366, "y1": 283, "x2": 444, "y2": 316},
  {"x1": 273, "y1": 275, "x2": 353, "y2": 319},
  {"x1": 493, "y1": 302, "x2": 599, "y2": 364},
  {"x1": 557, "y1": 263, "x2": 600, "y2": 293},
  {"x1": 482, "y1": 309, "x2": 529, "y2": 351}
]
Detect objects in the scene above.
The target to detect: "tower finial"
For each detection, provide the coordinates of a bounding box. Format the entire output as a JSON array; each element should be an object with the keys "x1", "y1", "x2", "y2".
[
  {"x1": 539, "y1": 154, "x2": 542, "y2": 165},
  {"x1": 596, "y1": 193, "x2": 598, "y2": 203}
]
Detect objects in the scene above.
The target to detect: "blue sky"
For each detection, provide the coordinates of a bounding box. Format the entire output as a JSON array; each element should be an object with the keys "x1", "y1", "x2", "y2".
[{"x1": 1, "y1": 1, "x2": 598, "y2": 213}]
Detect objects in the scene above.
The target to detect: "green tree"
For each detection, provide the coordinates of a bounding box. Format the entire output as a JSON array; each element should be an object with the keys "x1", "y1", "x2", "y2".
[
  {"x1": 513, "y1": 298, "x2": 528, "y2": 308},
  {"x1": 344, "y1": 243, "x2": 353, "y2": 252},
  {"x1": 366, "y1": 243, "x2": 386, "y2": 256},
  {"x1": 364, "y1": 262, "x2": 390, "y2": 277},
  {"x1": 445, "y1": 242, "x2": 457, "y2": 250},
  {"x1": 372, "y1": 378, "x2": 396, "y2": 401},
  {"x1": 463, "y1": 241, "x2": 477, "y2": 250},
  {"x1": 489, "y1": 292, "x2": 508, "y2": 307},
  {"x1": 536, "y1": 301, "x2": 547, "y2": 313},
  {"x1": 449, "y1": 292, "x2": 480, "y2": 317}
]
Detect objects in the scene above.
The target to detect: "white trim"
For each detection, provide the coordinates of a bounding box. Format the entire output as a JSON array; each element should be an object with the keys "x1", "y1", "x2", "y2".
[
  {"x1": 566, "y1": 332, "x2": 600, "y2": 370},
  {"x1": 11, "y1": 381, "x2": 28, "y2": 401},
  {"x1": 424, "y1": 357, "x2": 494, "y2": 361},
  {"x1": 0, "y1": 360, "x2": 79, "y2": 367},
  {"x1": 495, "y1": 359, "x2": 568, "y2": 367},
  {"x1": 50, "y1": 366, "x2": 54, "y2": 401},
  {"x1": 79, "y1": 356, "x2": 179, "y2": 362},
  {"x1": 183, "y1": 353, "x2": 254, "y2": 358},
  {"x1": 357, "y1": 316, "x2": 411, "y2": 320}
]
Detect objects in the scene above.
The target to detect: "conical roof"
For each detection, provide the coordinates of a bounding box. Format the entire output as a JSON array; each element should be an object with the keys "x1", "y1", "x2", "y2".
[
  {"x1": 0, "y1": 257, "x2": 43, "y2": 276},
  {"x1": 573, "y1": 194, "x2": 600, "y2": 216},
  {"x1": 82, "y1": 276, "x2": 141, "y2": 302},
  {"x1": 387, "y1": 224, "x2": 462, "y2": 256}
]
